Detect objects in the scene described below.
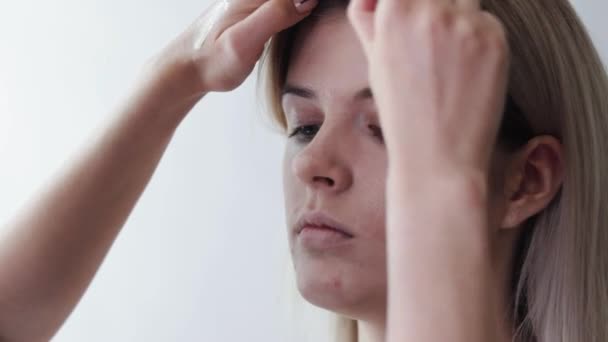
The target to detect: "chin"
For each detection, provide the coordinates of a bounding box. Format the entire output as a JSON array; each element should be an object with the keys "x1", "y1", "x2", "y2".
[
  {"x1": 296, "y1": 266, "x2": 352, "y2": 314},
  {"x1": 292, "y1": 250, "x2": 386, "y2": 320}
]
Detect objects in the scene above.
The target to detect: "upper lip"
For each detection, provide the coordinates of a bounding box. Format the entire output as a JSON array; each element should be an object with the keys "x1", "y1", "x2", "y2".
[{"x1": 295, "y1": 211, "x2": 354, "y2": 237}]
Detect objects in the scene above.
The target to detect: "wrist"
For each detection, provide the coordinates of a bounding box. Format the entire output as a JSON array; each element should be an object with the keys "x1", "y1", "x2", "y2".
[
  {"x1": 142, "y1": 47, "x2": 209, "y2": 97},
  {"x1": 123, "y1": 64, "x2": 207, "y2": 129},
  {"x1": 385, "y1": 164, "x2": 492, "y2": 262},
  {"x1": 387, "y1": 163, "x2": 489, "y2": 208}
]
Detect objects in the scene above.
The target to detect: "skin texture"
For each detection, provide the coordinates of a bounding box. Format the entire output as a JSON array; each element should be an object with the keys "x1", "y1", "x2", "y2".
[
  {"x1": 347, "y1": 0, "x2": 563, "y2": 340},
  {"x1": 0, "y1": 0, "x2": 566, "y2": 340},
  {"x1": 282, "y1": 12, "x2": 388, "y2": 336},
  {"x1": 348, "y1": 0, "x2": 515, "y2": 340},
  {"x1": 283, "y1": 4, "x2": 564, "y2": 342},
  {"x1": 0, "y1": 0, "x2": 317, "y2": 340}
]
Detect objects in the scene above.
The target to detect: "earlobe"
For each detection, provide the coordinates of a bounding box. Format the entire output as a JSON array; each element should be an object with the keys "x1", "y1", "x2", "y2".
[{"x1": 499, "y1": 136, "x2": 564, "y2": 230}]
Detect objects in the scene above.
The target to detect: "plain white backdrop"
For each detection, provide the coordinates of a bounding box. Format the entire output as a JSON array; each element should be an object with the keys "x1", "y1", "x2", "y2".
[{"x1": 0, "y1": 0, "x2": 605, "y2": 341}]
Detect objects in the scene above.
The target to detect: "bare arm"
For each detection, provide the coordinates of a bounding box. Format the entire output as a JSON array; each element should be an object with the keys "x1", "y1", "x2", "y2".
[
  {"x1": 0, "y1": 77, "x2": 199, "y2": 342},
  {"x1": 347, "y1": 0, "x2": 513, "y2": 340},
  {"x1": 385, "y1": 172, "x2": 506, "y2": 342},
  {"x1": 0, "y1": 0, "x2": 315, "y2": 340}
]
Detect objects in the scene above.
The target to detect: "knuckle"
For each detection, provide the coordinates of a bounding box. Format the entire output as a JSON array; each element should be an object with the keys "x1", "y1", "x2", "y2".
[
  {"x1": 490, "y1": 29, "x2": 509, "y2": 54},
  {"x1": 417, "y1": 6, "x2": 454, "y2": 36},
  {"x1": 453, "y1": 15, "x2": 510, "y2": 60},
  {"x1": 455, "y1": 16, "x2": 476, "y2": 39},
  {"x1": 486, "y1": 36, "x2": 510, "y2": 67},
  {"x1": 484, "y1": 31, "x2": 509, "y2": 62},
  {"x1": 487, "y1": 34, "x2": 508, "y2": 57},
  {"x1": 456, "y1": 18, "x2": 483, "y2": 55},
  {"x1": 481, "y1": 14, "x2": 509, "y2": 51}
]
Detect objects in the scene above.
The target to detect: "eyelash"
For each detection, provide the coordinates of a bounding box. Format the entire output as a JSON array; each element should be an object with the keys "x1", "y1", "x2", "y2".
[
  {"x1": 288, "y1": 124, "x2": 384, "y2": 143},
  {"x1": 288, "y1": 125, "x2": 319, "y2": 141}
]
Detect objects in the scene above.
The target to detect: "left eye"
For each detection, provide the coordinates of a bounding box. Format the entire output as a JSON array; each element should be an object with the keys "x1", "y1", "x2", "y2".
[
  {"x1": 287, "y1": 124, "x2": 383, "y2": 143},
  {"x1": 288, "y1": 124, "x2": 320, "y2": 142}
]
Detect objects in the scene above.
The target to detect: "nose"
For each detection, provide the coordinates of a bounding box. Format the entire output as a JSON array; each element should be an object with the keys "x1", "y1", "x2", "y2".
[{"x1": 291, "y1": 127, "x2": 353, "y2": 194}]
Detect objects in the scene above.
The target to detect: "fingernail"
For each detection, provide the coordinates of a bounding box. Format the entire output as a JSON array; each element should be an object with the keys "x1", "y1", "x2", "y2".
[{"x1": 294, "y1": 0, "x2": 318, "y2": 13}]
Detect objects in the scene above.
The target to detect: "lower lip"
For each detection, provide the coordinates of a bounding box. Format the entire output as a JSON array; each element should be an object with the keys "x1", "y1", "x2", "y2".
[{"x1": 297, "y1": 225, "x2": 353, "y2": 249}]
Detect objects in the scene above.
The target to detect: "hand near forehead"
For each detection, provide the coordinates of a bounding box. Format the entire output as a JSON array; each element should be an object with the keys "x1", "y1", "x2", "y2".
[
  {"x1": 0, "y1": 1, "x2": 321, "y2": 340},
  {"x1": 347, "y1": 1, "x2": 512, "y2": 342},
  {"x1": 144, "y1": 0, "x2": 318, "y2": 99},
  {"x1": 347, "y1": 0, "x2": 510, "y2": 177}
]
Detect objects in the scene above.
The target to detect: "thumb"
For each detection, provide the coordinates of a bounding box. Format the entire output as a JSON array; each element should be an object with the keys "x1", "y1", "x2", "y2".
[{"x1": 347, "y1": 0, "x2": 376, "y2": 58}]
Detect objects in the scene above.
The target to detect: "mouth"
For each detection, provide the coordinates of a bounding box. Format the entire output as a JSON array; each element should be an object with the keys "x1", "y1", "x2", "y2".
[
  {"x1": 295, "y1": 211, "x2": 354, "y2": 237},
  {"x1": 298, "y1": 224, "x2": 353, "y2": 237},
  {"x1": 295, "y1": 211, "x2": 354, "y2": 249}
]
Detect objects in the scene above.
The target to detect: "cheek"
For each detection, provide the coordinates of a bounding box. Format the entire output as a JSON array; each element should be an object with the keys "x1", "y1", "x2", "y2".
[
  {"x1": 361, "y1": 146, "x2": 388, "y2": 192},
  {"x1": 353, "y1": 153, "x2": 388, "y2": 239},
  {"x1": 359, "y1": 165, "x2": 386, "y2": 205}
]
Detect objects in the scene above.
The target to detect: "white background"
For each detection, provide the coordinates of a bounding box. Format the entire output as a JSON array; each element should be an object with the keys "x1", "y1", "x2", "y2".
[{"x1": 0, "y1": 0, "x2": 605, "y2": 341}]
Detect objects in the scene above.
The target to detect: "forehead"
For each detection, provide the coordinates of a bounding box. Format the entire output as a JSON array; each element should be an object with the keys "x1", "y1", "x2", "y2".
[{"x1": 285, "y1": 12, "x2": 369, "y2": 101}]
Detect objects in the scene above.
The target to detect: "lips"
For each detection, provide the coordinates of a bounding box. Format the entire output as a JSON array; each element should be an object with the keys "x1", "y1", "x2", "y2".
[{"x1": 295, "y1": 211, "x2": 354, "y2": 238}]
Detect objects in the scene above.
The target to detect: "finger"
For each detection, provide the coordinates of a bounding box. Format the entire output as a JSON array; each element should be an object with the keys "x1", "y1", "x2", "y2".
[
  {"x1": 224, "y1": 0, "x2": 318, "y2": 54},
  {"x1": 347, "y1": 0, "x2": 376, "y2": 57}
]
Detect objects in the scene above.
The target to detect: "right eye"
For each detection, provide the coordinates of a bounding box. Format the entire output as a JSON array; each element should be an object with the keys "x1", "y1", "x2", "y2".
[{"x1": 288, "y1": 124, "x2": 320, "y2": 143}]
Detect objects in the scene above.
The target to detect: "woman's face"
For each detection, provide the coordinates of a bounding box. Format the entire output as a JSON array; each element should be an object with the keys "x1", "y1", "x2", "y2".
[{"x1": 282, "y1": 11, "x2": 388, "y2": 322}]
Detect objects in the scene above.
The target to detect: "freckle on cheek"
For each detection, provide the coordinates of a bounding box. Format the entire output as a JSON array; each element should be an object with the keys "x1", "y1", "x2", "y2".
[{"x1": 332, "y1": 278, "x2": 341, "y2": 289}]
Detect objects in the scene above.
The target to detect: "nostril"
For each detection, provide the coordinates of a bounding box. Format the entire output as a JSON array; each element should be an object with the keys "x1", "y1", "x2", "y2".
[{"x1": 313, "y1": 176, "x2": 334, "y2": 187}]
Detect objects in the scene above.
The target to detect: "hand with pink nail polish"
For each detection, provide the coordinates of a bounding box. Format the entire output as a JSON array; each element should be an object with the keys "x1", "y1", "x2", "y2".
[{"x1": 143, "y1": 0, "x2": 318, "y2": 101}]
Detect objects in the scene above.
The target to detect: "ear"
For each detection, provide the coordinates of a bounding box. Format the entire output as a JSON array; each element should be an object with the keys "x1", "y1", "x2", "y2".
[{"x1": 501, "y1": 136, "x2": 564, "y2": 229}]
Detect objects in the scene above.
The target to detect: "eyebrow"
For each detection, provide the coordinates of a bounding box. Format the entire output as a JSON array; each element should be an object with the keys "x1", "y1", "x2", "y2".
[{"x1": 282, "y1": 84, "x2": 374, "y2": 101}]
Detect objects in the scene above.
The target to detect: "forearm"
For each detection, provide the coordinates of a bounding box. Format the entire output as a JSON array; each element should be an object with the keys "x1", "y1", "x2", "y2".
[
  {"x1": 0, "y1": 76, "x2": 203, "y2": 341},
  {"x1": 384, "y1": 166, "x2": 506, "y2": 342},
  {"x1": 0, "y1": 0, "x2": 315, "y2": 336}
]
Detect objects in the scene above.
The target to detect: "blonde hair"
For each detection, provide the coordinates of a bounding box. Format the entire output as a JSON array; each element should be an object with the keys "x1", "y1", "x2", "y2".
[{"x1": 257, "y1": 0, "x2": 608, "y2": 341}]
